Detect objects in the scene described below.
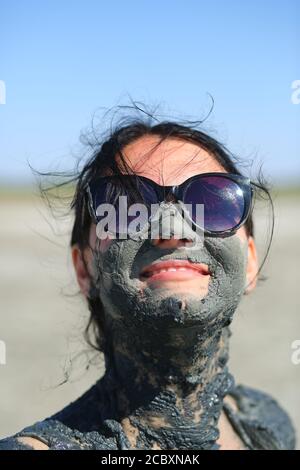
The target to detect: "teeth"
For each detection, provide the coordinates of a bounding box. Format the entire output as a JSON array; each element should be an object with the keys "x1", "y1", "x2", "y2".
[{"x1": 146, "y1": 267, "x2": 195, "y2": 276}]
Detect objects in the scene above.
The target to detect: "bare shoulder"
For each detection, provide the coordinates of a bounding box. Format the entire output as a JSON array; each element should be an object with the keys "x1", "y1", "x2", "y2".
[
  {"x1": 17, "y1": 437, "x2": 49, "y2": 450},
  {"x1": 217, "y1": 404, "x2": 248, "y2": 450},
  {"x1": 0, "y1": 417, "x2": 119, "y2": 450},
  {"x1": 0, "y1": 436, "x2": 49, "y2": 450}
]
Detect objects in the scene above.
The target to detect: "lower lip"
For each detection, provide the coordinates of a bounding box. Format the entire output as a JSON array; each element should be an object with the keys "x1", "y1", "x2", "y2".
[{"x1": 141, "y1": 268, "x2": 210, "y2": 282}]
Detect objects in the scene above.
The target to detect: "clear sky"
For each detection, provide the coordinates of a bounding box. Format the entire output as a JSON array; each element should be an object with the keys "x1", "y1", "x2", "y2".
[{"x1": 0, "y1": 0, "x2": 299, "y2": 184}]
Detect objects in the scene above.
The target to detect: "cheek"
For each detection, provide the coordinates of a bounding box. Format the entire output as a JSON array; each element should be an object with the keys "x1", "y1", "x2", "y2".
[
  {"x1": 99, "y1": 238, "x2": 114, "y2": 252},
  {"x1": 235, "y1": 226, "x2": 248, "y2": 243},
  {"x1": 89, "y1": 223, "x2": 113, "y2": 253}
]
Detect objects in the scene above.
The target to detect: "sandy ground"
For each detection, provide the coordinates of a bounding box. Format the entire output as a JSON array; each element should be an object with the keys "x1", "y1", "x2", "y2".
[{"x1": 0, "y1": 193, "x2": 299, "y2": 448}]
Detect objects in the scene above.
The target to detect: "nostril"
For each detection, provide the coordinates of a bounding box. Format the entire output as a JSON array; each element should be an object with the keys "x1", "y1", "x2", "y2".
[{"x1": 151, "y1": 237, "x2": 194, "y2": 247}]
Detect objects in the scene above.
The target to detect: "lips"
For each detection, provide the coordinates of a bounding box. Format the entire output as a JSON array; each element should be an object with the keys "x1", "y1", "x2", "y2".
[{"x1": 140, "y1": 259, "x2": 211, "y2": 282}]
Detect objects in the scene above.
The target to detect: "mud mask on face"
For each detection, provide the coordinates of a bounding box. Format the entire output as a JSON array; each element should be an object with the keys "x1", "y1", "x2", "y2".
[{"x1": 90, "y1": 203, "x2": 248, "y2": 374}]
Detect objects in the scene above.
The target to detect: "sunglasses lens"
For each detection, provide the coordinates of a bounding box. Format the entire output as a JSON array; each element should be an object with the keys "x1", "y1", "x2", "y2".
[
  {"x1": 90, "y1": 178, "x2": 159, "y2": 235},
  {"x1": 184, "y1": 176, "x2": 246, "y2": 232}
]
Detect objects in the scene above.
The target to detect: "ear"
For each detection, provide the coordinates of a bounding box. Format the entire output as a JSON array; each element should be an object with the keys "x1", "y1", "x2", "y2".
[
  {"x1": 71, "y1": 244, "x2": 92, "y2": 298},
  {"x1": 245, "y1": 236, "x2": 258, "y2": 294}
]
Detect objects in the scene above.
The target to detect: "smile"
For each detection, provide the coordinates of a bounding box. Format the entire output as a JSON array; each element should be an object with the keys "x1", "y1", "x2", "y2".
[{"x1": 140, "y1": 259, "x2": 211, "y2": 282}]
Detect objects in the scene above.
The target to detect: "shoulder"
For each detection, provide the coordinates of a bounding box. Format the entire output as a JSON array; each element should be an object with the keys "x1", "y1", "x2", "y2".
[
  {"x1": 0, "y1": 418, "x2": 120, "y2": 450},
  {"x1": 48, "y1": 378, "x2": 115, "y2": 433},
  {"x1": 0, "y1": 379, "x2": 125, "y2": 451},
  {"x1": 226, "y1": 384, "x2": 296, "y2": 450},
  {"x1": 0, "y1": 436, "x2": 49, "y2": 450}
]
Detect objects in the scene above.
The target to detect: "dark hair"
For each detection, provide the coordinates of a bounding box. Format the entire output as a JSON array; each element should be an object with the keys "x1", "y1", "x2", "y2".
[{"x1": 37, "y1": 102, "x2": 274, "y2": 353}]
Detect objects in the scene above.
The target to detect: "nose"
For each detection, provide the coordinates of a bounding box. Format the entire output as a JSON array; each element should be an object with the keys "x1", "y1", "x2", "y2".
[{"x1": 148, "y1": 200, "x2": 203, "y2": 248}]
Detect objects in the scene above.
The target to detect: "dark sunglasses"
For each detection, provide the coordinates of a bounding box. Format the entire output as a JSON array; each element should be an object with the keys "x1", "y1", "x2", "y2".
[{"x1": 86, "y1": 172, "x2": 253, "y2": 236}]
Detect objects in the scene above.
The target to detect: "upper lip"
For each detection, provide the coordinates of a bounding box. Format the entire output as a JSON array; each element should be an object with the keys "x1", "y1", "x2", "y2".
[{"x1": 140, "y1": 259, "x2": 211, "y2": 278}]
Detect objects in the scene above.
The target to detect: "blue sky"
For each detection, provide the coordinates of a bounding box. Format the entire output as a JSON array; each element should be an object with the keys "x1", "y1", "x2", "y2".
[{"x1": 0, "y1": 0, "x2": 299, "y2": 184}]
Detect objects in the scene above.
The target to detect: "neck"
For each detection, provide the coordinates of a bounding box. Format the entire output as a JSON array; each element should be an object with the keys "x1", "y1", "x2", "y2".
[{"x1": 101, "y1": 323, "x2": 234, "y2": 450}]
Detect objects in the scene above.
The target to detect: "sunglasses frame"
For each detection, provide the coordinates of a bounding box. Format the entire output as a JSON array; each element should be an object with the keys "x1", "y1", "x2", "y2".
[{"x1": 86, "y1": 172, "x2": 254, "y2": 237}]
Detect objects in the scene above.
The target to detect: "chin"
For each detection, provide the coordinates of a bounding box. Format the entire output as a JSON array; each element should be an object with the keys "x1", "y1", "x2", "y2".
[{"x1": 145, "y1": 278, "x2": 210, "y2": 297}]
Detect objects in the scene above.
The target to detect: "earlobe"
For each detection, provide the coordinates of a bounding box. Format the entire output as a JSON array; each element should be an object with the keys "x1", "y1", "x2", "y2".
[
  {"x1": 245, "y1": 236, "x2": 258, "y2": 294},
  {"x1": 71, "y1": 244, "x2": 91, "y2": 298}
]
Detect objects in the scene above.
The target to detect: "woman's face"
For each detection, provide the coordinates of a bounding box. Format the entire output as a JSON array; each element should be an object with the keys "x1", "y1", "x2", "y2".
[
  {"x1": 73, "y1": 135, "x2": 258, "y2": 307},
  {"x1": 73, "y1": 136, "x2": 257, "y2": 342}
]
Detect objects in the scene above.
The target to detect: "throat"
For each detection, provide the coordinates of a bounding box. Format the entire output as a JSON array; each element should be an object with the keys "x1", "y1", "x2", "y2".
[{"x1": 101, "y1": 326, "x2": 234, "y2": 450}]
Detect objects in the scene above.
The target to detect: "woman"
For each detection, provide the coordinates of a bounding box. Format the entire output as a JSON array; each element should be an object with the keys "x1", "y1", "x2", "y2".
[{"x1": 0, "y1": 116, "x2": 296, "y2": 450}]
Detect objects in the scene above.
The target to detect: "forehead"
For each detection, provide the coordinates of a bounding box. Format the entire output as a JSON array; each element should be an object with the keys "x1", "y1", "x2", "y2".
[{"x1": 119, "y1": 135, "x2": 225, "y2": 185}]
